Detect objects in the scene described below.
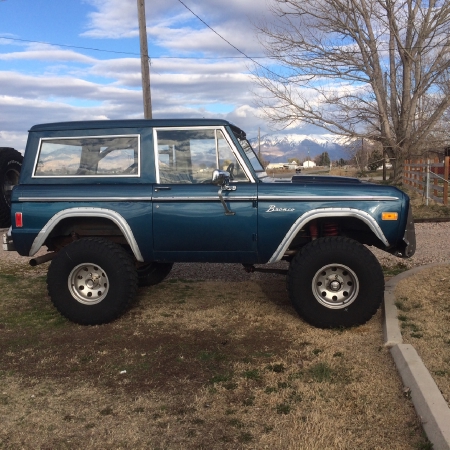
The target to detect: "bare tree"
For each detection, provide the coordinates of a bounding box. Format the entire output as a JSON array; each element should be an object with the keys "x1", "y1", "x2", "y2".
[
  {"x1": 346, "y1": 139, "x2": 370, "y2": 173},
  {"x1": 254, "y1": 0, "x2": 450, "y2": 180}
]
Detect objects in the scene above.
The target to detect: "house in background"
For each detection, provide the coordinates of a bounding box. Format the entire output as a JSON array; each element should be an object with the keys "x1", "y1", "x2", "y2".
[{"x1": 266, "y1": 162, "x2": 301, "y2": 170}]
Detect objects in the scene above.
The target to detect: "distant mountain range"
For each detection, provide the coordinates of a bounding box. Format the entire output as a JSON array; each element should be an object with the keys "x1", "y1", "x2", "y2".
[{"x1": 250, "y1": 133, "x2": 348, "y2": 164}]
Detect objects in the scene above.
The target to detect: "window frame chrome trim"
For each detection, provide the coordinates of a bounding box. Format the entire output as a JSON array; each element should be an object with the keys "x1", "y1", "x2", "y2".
[
  {"x1": 20, "y1": 196, "x2": 255, "y2": 202},
  {"x1": 29, "y1": 207, "x2": 144, "y2": 261},
  {"x1": 268, "y1": 208, "x2": 390, "y2": 263},
  {"x1": 214, "y1": 129, "x2": 220, "y2": 169},
  {"x1": 153, "y1": 196, "x2": 257, "y2": 202},
  {"x1": 32, "y1": 134, "x2": 141, "y2": 178},
  {"x1": 153, "y1": 126, "x2": 255, "y2": 185},
  {"x1": 19, "y1": 197, "x2": 153, "y2": 202}
]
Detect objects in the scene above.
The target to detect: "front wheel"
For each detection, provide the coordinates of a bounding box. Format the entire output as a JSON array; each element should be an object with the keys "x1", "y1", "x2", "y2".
[
  {"x1": 287, "y1": 237, "x2": 384, "y2": 328},
  {"x1": 47, "y1": 238, "x2": 138, "y2": 325}
]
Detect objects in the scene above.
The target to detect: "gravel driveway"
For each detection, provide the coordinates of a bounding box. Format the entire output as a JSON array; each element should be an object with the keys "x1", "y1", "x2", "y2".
[
  {"x1": 370, "y1": 222, "x2": 450, "y2": 269},
  {"x1": 2, "y1": 222, "x2": 449, "y2": 280}
]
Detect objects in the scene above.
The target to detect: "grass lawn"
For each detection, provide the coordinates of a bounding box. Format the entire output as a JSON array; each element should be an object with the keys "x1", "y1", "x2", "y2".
[{"x1": 0, "y1": 255, "x2": 430, "y2": 449}]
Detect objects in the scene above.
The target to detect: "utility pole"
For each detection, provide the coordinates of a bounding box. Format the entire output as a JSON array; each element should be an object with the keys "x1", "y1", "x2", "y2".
[{"x1": 137, "y1": 0, "x2": 152, "y2": 119}]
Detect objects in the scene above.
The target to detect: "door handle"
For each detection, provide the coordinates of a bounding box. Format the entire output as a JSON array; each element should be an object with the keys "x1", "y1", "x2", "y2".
[{"x1": 154, "y1": 186, "x2": 171, "y2": 191}]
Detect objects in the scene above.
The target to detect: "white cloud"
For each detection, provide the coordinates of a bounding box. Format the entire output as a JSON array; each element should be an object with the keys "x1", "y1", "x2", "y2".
[
  {"x1": 81, "y1": 0, "x2": 263, "y2": 56},
  {"x1": 0, "y1": 46, "x2": 95, "y2": 64},
  {"x1": 0, "y1": 71, "x2": 140, "y2": 101},
  {"x1": 81, "y1": 0, "x2": 140, "y2": 39},
  {"x1": 0, "y1": 130, "x2": 28, "y2": 153},
  {"x1": 148, "y1": 24, "x2": 262, "y2": 57},
  {"x1": 0, "y1": 0, "x2": 281, "y2": 148}
]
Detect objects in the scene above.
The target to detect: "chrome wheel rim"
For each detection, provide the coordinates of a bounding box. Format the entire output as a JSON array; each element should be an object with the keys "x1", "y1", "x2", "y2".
[
  {"x1": 68, "y1": 263, "x2": 109, "y2": 305},
  {"x1": 312, "y1": 264, "x2": 359, "y2": 309}
]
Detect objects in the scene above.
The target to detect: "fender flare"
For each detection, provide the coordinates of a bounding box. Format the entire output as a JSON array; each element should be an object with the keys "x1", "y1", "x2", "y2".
[
  {"x1": 29, "y1": 207, "x2": 144, "y2": 262},
  {"x1": 268, "y1": 207, "x2": 390, "y2": 263}
]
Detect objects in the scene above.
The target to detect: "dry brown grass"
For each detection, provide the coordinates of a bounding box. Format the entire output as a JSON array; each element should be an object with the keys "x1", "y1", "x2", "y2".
[
  {"x1": 0, "y1": 255, "x2": 430, "y2": 449},
  {"x1": 402, "y1": 186, "x2": 450, "y2": 219},
  {"x1": 395, "y1": 265, "x2": 450, "y2": 407},
  {"x1": 328, "y1": 167, "x2": 360, "y2": 177}
]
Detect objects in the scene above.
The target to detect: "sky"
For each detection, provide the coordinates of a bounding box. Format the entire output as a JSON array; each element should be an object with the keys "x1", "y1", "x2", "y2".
[{"x1": 0, "y1": 0, "x2": 287, "y2": 151}]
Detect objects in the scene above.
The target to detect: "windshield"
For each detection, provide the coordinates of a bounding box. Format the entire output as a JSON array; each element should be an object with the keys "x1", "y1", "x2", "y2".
[{"x1": 235, "y1": 135, "x2": 265, "y2": 173}]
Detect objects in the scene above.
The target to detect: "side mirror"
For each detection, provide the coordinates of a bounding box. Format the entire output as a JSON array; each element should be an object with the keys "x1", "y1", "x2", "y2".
[{"x1": 212, "y1": 169, "x2": 230, "y2": 187}]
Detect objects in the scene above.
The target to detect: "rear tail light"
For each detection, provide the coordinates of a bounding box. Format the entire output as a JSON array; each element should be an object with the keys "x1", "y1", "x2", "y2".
[{"x1": 15, "y1": 212, "x2": 23, "y2": 228}]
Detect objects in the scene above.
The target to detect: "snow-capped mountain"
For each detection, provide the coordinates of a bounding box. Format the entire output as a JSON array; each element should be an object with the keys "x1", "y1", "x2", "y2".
[{"x1": 250, "y1": 133, "x2": 348, "y2": 164}]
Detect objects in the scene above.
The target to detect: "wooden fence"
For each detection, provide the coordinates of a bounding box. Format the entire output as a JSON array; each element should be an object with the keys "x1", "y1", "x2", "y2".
[{"x1": 403, "y1": 157, "x2": 450, "y2": 205}]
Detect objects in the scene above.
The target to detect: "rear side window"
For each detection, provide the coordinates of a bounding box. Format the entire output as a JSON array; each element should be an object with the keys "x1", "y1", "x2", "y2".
[{"x1": 33, "y1": 135, "x2": 140, "y2": 177}]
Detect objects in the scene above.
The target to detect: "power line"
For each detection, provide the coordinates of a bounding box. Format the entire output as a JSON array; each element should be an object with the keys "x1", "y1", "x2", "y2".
[
  {"x1": 176, "y1": 0, "x2": 276, "y2": 75},
  {"x1": 3, "y1": 33, "x2": 446, "y2": 67},
  {"x1": 0, "y1": 36, "x2": 141, "y2": 56},
  {"x1": 1, "y1": 31, "x2": 449, "y2": 61},
  {"x1": 0, "y1": 36, "x2": 267, "y2": 59},
  {"x1": 175, "y1": 0, "x2": 450, "y2": 81}
]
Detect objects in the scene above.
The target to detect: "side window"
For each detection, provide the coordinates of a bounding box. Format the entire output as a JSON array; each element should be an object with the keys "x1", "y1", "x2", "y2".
[
  {"x1": 34, "y1": 136, "x2": 139, "y2": 177},
  {"x1": 156, "y1": 129, "x2": 249, "y2": 184},
  {"x1": 156, "y1": 129, "x2": 217, "y2": 184},
  {"x1": 217, "y1": 131, "x2": 248, "y2": 182}
]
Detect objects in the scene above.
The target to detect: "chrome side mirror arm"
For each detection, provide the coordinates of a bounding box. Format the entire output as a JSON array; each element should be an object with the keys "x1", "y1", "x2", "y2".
[{"x1": 212, "y1": 170, "x2": 236, "y2": 216}]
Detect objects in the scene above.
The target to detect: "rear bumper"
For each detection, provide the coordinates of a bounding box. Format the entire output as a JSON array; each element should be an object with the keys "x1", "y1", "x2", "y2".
[{"x1": 2, "y1": 228, "x2": 15, "y2": 251}]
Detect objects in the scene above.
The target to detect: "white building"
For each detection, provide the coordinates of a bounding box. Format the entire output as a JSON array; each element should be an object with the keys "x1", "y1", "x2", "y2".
[
  {"x1": 266, "y1": 162, "x2": 301, "y2": 170},
  {"x1": 266, "y1": 163, "x2": 285, "y2": 170},
  {"x1": 302, "y1": 160, "x2": 317, "y2": 168}
]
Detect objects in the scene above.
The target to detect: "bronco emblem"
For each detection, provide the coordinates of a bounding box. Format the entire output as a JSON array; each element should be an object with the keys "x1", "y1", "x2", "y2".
[{"x1": 266, "y1": 205, "x2": 295, "y2": 212}]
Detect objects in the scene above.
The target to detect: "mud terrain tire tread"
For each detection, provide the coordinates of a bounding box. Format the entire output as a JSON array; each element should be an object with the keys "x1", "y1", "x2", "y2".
[
  {"x1": 287, "y1": 236, "x2": 384, "y2": 328},
  {"x1": 137, "y1": 262, "x2": 173, "y2": 287},
  {"x1": 47, "y1": 237, "x2": 138, "y2": 325}
]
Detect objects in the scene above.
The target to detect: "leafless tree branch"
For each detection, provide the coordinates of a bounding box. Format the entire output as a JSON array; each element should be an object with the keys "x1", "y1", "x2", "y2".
[{"x1": 254, "y1": 0, "x2": 450, "y2": 179}]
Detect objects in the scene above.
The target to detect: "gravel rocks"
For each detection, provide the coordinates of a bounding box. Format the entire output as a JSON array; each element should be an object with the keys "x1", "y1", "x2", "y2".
[{"x1": 370, "y1": 222, "x2": 450, "y2": 269}]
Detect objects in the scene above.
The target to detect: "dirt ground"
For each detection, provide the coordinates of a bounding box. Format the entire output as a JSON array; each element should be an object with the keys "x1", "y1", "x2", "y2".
[{"x1": 0, "y1": 248, "x2": 430, "y2": 449}]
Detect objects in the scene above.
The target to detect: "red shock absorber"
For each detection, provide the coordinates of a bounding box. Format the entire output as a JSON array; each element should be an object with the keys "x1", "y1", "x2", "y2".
[{"x1": 323, "y1": 222, "x2": 339, "y2": 236}]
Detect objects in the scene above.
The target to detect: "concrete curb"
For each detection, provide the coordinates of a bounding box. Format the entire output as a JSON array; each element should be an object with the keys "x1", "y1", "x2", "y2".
[{"x1": 383, "y1": 263, "x2": 450, "y2": 450}]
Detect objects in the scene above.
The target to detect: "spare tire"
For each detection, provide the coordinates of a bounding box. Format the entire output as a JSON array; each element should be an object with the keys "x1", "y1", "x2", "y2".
[{"x1": 0, "y1": 148, "x2": 23, "y2": 228}]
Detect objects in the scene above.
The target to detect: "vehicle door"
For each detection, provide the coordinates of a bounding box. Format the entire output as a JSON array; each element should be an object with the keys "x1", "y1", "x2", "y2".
[{"x1": 152, "y1": 127, "x2": 257, "y2": 262}]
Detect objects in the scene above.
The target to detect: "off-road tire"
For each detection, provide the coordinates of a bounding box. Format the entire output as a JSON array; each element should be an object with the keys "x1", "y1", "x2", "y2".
[
  {"x1": 137, "y1": 262, "x2": 173, "y2": 287},
  {"x1": 47, "y1": 237, "x2": 138, "y2": 325},
  {"x1": 287, "y1": 237, "x2": 384, "y2": 328},
  {"x1": 0, "y1": 148, "x2": 23, "y2": 227}
]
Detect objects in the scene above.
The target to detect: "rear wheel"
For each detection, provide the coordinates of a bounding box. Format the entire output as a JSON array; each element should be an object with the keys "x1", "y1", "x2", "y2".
[
  {"x1": 137, "y1": 262, "x2": 173, "y2": 287},
  {"x1": 287, "y1": 237, "x2": 384, "y2": 328},
  {"x1": 47, "y1": 237, "x2": 138, "y2": 325},
  {"x1": 0, "y1": 148, "x2": 23, "y2": 227}
]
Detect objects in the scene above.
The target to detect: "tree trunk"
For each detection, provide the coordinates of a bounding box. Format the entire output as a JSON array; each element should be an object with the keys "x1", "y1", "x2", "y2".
[{"x1": 393, "y1": 154, "x2": 405, "y2": 185}]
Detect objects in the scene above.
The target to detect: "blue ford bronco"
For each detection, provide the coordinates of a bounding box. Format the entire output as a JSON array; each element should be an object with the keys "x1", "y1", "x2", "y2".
[{"x1": 2, "y1": 118, "x2": 416, "y2": 328}]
